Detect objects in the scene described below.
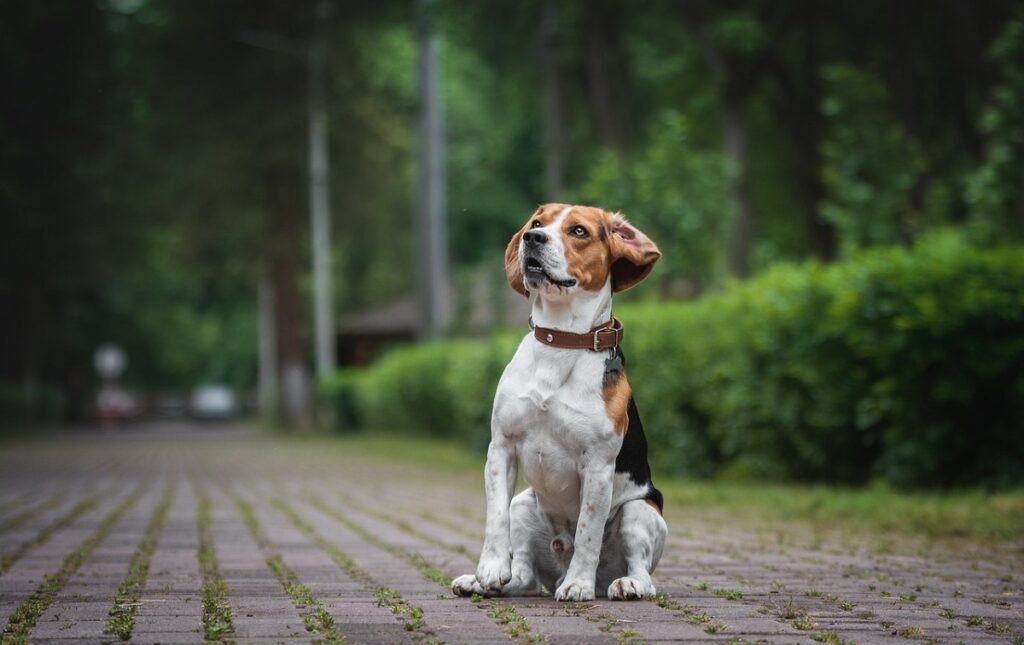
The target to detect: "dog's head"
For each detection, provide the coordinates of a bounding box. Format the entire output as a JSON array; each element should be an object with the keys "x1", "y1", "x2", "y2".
[{"x1": 505, "y1": 204, "x2": 661, "y2": 298}]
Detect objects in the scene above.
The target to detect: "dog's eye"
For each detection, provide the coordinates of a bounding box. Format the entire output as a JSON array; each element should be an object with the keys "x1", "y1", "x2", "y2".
[
  {"x1": 570, "y1": 225, "x2": 589, "y2": 238},
  {"x1": 531, "y1": 220, "x2": 542, "y2": 229}
]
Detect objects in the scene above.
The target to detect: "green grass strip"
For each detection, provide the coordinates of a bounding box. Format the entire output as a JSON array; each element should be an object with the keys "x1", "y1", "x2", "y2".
[
  {"x1": 343, "y1": 495, "x2": 475, "y2": 563},
  {"x1": 195, "y1": 484, "x2": 234, "y2": 642},
  {"x1": 305, "y1": 494, "x2": 452, "y2": 588},
  {"x1": 0, "y1": 496, "x2": 98, "y2": 574},
  {"x1": 306, "y1": 494, "x2": 541, "y2": 643},
  {"x1": 652, "y1": 593, "x2": 728, "y2": 634},
  {"x1": 105, "y1": 482, "x2": 175, "y2": 640},
  {"x1": 0, "y1": 491, "x2": 34, "y2": 516},
  {"x1": 271, "y1": 498, "x2": 434, "y2": 637},
  {"x1": 0, "y1": 492, "x2": 64, "y2": 534},
  {"x1": 231, "y1": 493, "x2": 342, "y2": 643},
  {"x1": 1, "y1": 481, "x2": 147, "y2": 643}
]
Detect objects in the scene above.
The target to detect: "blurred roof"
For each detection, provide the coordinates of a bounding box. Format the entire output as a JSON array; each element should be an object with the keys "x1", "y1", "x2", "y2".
[{"x1": 339, "y1": 297, "x2": 418, "y2": 335}]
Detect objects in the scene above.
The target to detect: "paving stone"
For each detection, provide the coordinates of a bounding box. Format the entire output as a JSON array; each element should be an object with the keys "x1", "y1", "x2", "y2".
[{"x1": 0, "y1": 423, "x2": 1021, "y2": 644}]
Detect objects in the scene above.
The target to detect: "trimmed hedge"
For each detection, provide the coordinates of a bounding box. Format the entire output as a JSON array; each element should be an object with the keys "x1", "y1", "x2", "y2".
[{"x1": 320, "y1": 231, "x2": 1024, "y2": 487}]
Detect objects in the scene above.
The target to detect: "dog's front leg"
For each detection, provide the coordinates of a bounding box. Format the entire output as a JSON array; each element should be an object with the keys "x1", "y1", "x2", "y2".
[
  {"x1": 554, "y1": 460, "x2": 615, "y2": 601},
  {"x1": 476, "y1": 436, "x2": 517, "y2": 593}
]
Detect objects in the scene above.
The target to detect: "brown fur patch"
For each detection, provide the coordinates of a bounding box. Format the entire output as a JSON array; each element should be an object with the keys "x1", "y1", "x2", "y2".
[
  {"x1": 602, "y1": 373, "x2": 631, "y2": 436},
  {"x1": 644, "y1": 498, "x2": 663, "y2": 515},
  {"x1": 504, "y1": 229, "x2": 526, "y2": 296},
  {"x1": 504, "y1": 203, "x2": 661, "y2": 296},
  {"x1": 605, "y1": 212, "x2": 662, "y2": 292},
  {"x1": 561, "y1": 206, "x2": 613, "y2": 291}
]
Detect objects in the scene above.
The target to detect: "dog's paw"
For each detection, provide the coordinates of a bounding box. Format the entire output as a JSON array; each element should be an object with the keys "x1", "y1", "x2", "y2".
[
  {"x1": 476, "y1": 555, "x2": 512, "y2": 592},
  {"x1": 607, "y1": 576, "x2": 655, "y2": 601},
  {"x1": 452, "y1": 574, "x2": 485, "y2": 597},
  {"x1": 554, "y1": 578, "x2": 595, "y2": 602}
]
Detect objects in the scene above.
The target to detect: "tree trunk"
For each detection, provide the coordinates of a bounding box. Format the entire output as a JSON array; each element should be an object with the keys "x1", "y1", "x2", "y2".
[
  {"x1": 786, "y1": 12, "x2": 837, "y2": 262},
  {"x1": 723, "y1": 102, "x2": 755, "y2": 277},
  {"x1": 583, "y1": 0, "x2": 628, "y2": 152},
  {"x1": 793, "y1": 109, "x2": 836, "y2": 261},
  {"x1": 699, "y1": 28, "x2": 756, "y2": 277},
  {"x1": 540, "y1": 0, "x2": 565, "y2": 201},
  {"x1": 265, "y1": 164, "x2": 313, "y2": 429}
]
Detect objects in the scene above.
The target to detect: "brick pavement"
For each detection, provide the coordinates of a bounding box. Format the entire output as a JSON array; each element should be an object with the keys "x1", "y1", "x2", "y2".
[{"x1": 0, "y1": 423, "x2": 1020, "y2": 644}]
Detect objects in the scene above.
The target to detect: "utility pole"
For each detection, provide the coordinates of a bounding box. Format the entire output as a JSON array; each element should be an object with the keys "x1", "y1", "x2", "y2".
[
  {"x1": 309, "y1": 1, "x2": 336, "y2": 377},
  {"x1": 237, "y1": 0, "x2": 335, "y2": 401},
  {"x1": 415, "y1": 0, "x2": 450, "y2": 339},
  {"x1": 257, "y1": 277, "x2": 278, "y2": 420}
]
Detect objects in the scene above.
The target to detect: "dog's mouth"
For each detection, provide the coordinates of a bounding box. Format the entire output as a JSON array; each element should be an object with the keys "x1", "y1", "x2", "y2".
[{"x1": 524, "y1": 257, "x2": 577, "y2": 288}]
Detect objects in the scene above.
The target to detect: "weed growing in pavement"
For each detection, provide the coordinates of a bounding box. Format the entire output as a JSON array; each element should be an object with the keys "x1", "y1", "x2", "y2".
[
  {"x1": 811, "y1": 631, "x2": 854, "y2": 644},
  {"x1": 106, "y1": 484, "x2": 174, "y2": 640},
  {"x1": 195, "y1": 487, "x2": 234, "y2": 642},
  {"x1": 714, "y1": 588, "x2": 744, "y2": 600},
  {"x1": 488, "y1": 601, "x2": 533, "y2": 639}
]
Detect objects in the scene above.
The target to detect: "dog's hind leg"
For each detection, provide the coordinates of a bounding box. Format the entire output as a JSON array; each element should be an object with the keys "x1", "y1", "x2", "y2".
[
  {"x1": 501, "y1": 489, "x2": 546, "y2": 596},
  {"x1": 601, "y1": 499, "x2": 666, "y2": 600}
]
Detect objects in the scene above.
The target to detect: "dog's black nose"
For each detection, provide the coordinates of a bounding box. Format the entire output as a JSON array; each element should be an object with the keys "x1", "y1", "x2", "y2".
[{"x1": 524, "y1": 230, "x2": 548, "y2": 246}]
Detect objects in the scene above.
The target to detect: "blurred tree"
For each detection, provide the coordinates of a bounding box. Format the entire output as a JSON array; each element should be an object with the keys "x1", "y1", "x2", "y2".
[
  {"x1": 687, "y1": 3, "x2": 765, "y2": 277},
  {"x1": 583, "y1": 0, "x2": 631, "y2": 152},
  {"x1": 0, "y1": 0, "x2": 138, "y2": 418},
  {"x1": 539, "y1": 0, "x2": 566, "y2": 200},
  {"x1": 4, "y1": 0, "x2": 1024, "y2": 427},
  {"x1": 967, "y1": 13, "x2": 1024, "y2": 238}
]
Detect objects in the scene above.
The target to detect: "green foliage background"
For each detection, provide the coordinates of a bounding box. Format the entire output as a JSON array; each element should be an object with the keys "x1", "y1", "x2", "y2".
[
  {"x1": 1, "y1": 0, "x2": 1023, "y2": 473},
  {"x1": 321, "y1": 232, "x2": 1024, "y2": 488}
]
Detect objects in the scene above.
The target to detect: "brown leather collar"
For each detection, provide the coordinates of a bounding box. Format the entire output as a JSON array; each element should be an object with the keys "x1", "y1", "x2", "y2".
[{"x1": 532, "y1": 317, "x2": 624, "y2": 351}]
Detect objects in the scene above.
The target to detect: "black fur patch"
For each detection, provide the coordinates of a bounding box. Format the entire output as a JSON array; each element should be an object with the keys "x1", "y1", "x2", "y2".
[{"x1": 611, "y1": 349, "x2": 663, "y2": 512}]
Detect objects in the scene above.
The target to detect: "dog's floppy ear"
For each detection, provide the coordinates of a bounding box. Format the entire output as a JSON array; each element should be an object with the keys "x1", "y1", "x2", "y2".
[
  {"x1": 606, "y1": 213, "x2": 660, "y2": 293},
  {"x1": 505, "y1": 228, "x2": 528, "y2": 297}
]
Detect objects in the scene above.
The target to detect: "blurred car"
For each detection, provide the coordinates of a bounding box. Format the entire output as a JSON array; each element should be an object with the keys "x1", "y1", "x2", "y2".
[
  {"x1": 154, "y1": 392, "x2": 188, "y2": 418},
  {"x1": 189, "y1": 384, "x2": 238, "y2": 420},
  {"x1": 96, "y1": 385, "x2": 139, "y2": 426}
]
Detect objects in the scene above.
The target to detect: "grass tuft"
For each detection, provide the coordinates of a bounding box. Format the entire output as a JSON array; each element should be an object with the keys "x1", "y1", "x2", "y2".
[
  {"x1": 195, "y1": 485, "x2": 234, "y2": 642},
  {"x1": 714, "y1": 588, "x2": 744, "y2": 601},
  {"x1": 106, "y1": 484, "x2": 175, "y2": 640}
]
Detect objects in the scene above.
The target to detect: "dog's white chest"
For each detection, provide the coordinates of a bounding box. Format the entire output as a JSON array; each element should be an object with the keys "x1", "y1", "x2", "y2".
[{"x1": 493, "y1": 335, "x2": 621, "y2": 521}]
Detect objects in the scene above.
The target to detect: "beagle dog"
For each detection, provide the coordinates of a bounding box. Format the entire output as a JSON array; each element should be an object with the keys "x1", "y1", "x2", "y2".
[{"x1": 452, "y1": 204, "x2": 667, "y2": 602}]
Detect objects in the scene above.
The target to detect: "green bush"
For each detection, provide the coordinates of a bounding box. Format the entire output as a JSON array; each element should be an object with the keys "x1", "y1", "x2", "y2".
[
  {"x1": 625, "y1": 230, "x2": 1024, "y2": 487},
  {"x1": 0, "y1": 381, "x2": 66, "y2": 430},
  {"x1": 320, "y1": 336, "x2": 521, "y2": 444},
  {"x1": 320, "y1": 231, "x2": 1024, "y2": 488},
  {"x1": 317, "y1": 370, "x2": 365, "y2": 431}
]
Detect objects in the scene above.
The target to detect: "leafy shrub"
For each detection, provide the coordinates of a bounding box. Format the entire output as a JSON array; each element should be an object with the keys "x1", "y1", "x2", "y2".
[
  {"x1": 317, "y1": 370, "x2": 365, "y2": 431},
  {"x1": 0, "y1": 381, "x2": 66, "y2": 430},
  {"x1": 625, "y1": 230, "x2": 1024, "y2": 487},
  {"x1": 320, "y1": 231, "x2": 1024, "y2": 487},
  {"x1": 321, "y1": 336, "x2": 521, "y2": 445}
]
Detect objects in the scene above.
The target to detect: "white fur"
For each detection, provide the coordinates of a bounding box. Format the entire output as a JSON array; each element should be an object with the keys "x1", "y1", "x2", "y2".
[{"x1": 453, "y1": 216, "x2": 667, "y2": 601}]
